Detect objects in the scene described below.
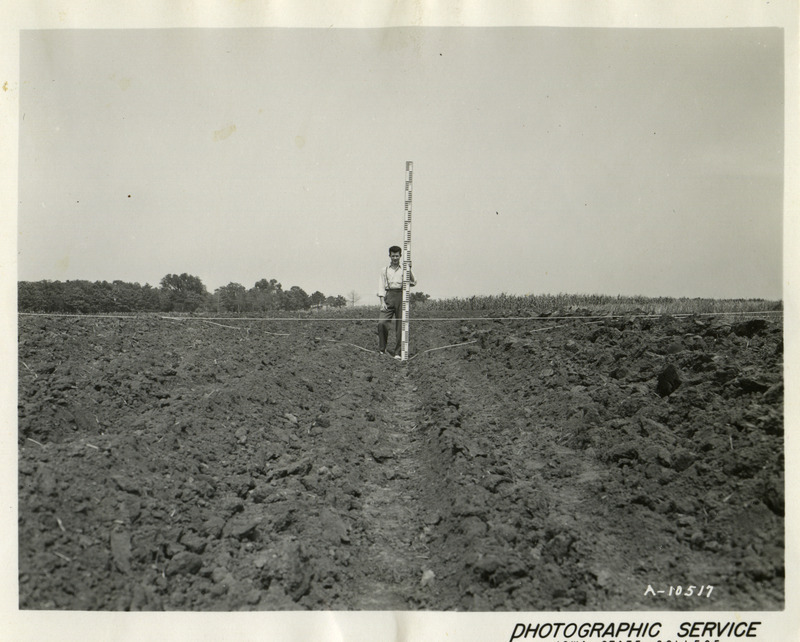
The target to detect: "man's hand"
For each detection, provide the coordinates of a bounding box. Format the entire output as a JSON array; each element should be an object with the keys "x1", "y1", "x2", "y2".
[{"x1": 379, "y1": 297, "x2": 388, "y2": 312}]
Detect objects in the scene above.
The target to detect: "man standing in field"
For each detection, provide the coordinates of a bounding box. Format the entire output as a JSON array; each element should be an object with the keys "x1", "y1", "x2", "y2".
[{"x1": 377, "y1": 245, "x2": 416, "y2": 358}]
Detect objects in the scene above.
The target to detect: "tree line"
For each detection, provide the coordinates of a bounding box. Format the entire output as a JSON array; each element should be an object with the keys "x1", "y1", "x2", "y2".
[{"x1": 17, "y1": 274, "x2": 350, "y2": 314}]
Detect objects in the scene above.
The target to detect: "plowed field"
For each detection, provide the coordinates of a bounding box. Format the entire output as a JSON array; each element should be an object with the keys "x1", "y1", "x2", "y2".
[{"x1": 17, "y1": 311, "x2": 784, "y2": 611}]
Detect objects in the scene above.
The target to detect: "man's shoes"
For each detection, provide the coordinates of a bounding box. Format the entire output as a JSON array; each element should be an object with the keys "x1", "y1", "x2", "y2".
[{"x1": 393, "y1": 354, "x2": 402, "y2": 360}]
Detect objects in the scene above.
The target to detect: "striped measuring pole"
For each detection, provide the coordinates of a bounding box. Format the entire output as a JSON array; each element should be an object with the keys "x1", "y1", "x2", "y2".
[{"x1": 400, "y1": 161, "x2": 413, "y2": 361}]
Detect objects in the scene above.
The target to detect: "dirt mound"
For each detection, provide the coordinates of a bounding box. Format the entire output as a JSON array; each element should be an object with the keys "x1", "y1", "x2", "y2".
[{"x1": 17, "y1": 313, "x2": 783, "y2": 610}]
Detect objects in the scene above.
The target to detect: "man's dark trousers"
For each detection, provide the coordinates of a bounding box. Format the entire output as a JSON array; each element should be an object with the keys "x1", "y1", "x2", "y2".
[{"x1": 378, "y1": 289, "x2": 403, "y2": 354}]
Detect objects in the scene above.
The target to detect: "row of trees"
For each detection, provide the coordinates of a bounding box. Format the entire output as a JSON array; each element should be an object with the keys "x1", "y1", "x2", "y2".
[
  {"x1": 214, "y1": 278, "x2": 349, "y2": 313},
  {"x1": 17, "y1": 274, "x2": 351, "y2": 314}
]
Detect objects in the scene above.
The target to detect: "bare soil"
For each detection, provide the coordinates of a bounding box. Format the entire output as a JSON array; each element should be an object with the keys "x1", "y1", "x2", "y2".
[{"x1": 17, "y1": 312, "x2": 784, "y2": 610}]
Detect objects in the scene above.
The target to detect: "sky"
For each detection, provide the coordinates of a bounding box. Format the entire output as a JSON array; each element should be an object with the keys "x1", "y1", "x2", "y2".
[{"x1": 17, "y1": 26, "x2": 784, "y2": 301}]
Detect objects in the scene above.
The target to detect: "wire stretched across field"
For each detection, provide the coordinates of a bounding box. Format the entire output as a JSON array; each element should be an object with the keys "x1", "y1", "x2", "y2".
[
  {"x1": 163, "y1": 317, "x2": 291, "y2": 335},
  {"x1": 17, "y1": 309, "x2": 782, "y2": 361},
  {"x1": 17, "y1": 309, "x2": 785, "y2": 322},
  {"x1": 167, "y1": 311, "x2": 780, "y2": 322}
]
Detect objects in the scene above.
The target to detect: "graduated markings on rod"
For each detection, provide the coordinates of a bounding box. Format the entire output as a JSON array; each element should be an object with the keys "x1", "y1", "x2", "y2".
[{"x1": 401, "y1": 161, "x2": 413, "y2": 361}]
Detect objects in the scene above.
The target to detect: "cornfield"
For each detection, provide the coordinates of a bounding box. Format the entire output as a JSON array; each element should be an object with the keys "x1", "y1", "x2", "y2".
[
  {"x1": 114, "y1": 292, "x2": 782, "y2": 320},
  {"x1": 410, "y1": 293, "x2": 783, "y2": 317}
]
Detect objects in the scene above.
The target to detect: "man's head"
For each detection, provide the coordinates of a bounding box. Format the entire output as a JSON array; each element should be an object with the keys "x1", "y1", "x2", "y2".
[{"x1": 389, "y1": 246, "x2": 402, "y2": 265}]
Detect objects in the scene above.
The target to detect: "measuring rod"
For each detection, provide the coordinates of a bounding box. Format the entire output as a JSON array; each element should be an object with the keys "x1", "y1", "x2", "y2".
[{"x1": 401, "y1": 161, "x2": 413, "y2": 361}]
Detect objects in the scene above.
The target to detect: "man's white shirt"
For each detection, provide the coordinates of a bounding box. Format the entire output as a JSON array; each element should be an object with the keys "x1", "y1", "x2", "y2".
[{"x1": 378, "y1": 265, "x2": 416, "y2": 296}]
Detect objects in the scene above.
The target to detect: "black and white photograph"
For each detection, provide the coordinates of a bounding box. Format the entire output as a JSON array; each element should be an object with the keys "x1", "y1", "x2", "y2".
[{"x1": 2, "y1": 2, "x2": 798, "y2": 641}]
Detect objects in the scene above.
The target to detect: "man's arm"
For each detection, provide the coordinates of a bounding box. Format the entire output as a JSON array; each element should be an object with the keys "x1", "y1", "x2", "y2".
[
  {"x1": 378, "y1": 269, "x2": 387, "y2": 309},
  {"x1": 378, "y1": 269, "x2": 386, "y2": 298}
]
